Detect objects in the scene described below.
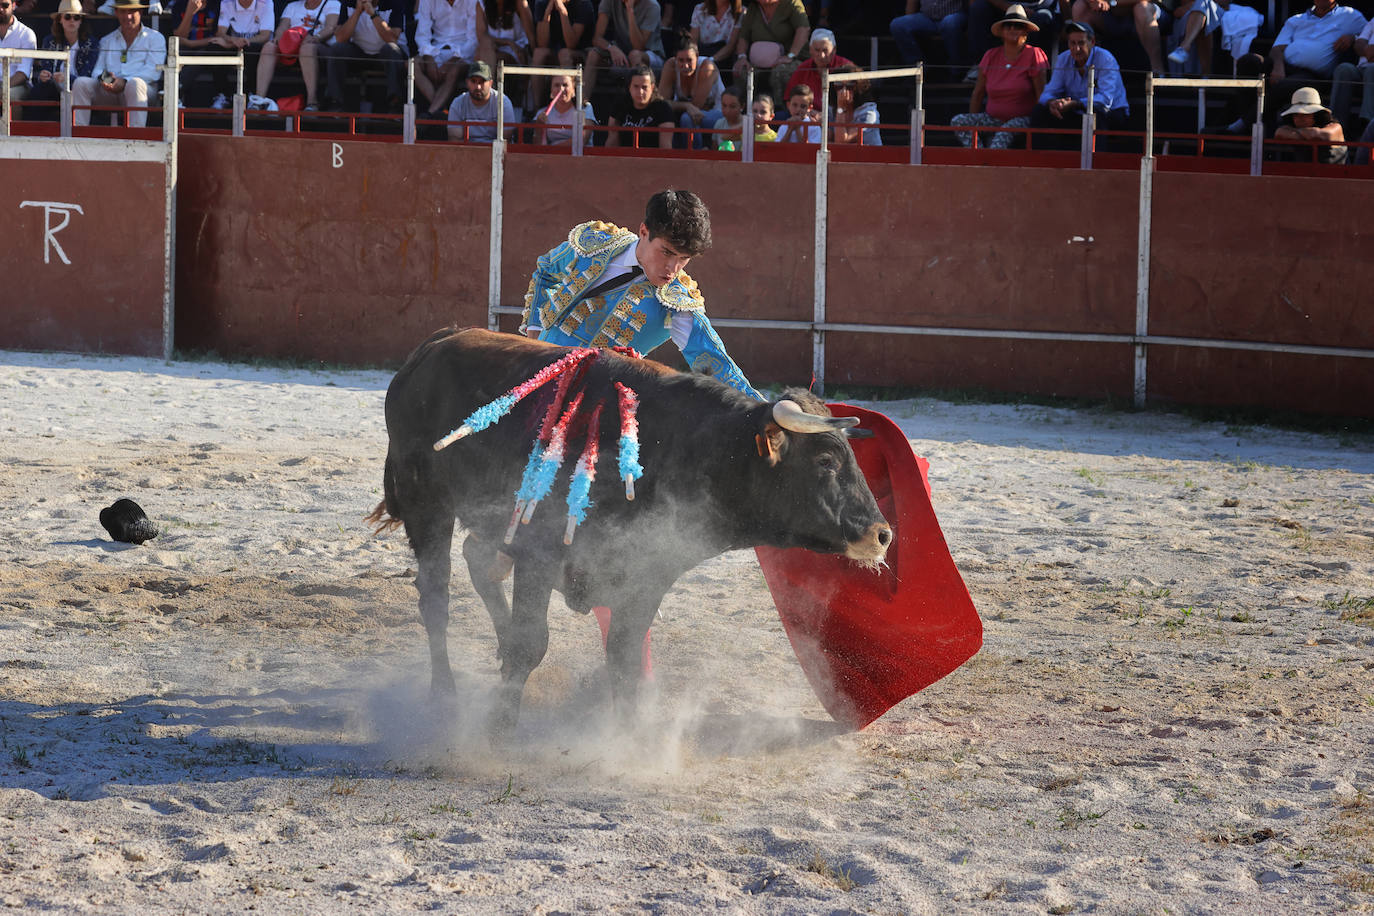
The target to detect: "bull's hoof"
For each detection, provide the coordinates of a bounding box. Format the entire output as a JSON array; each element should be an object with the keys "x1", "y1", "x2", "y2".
[{"x1": 429, "y1": 673, "x2": 457, "y2": 700}]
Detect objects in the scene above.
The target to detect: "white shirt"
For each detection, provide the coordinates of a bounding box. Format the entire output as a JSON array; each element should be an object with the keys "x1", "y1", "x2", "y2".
[
  {"x1": 343, "y1": 2, "x2": 402, "y2": 54},
  {"x1": 96, "y1": 25, "x2": 166, "y2": 85},
  {"x1": 0, "y1": 19, "x2": 38, "y2": 80},
  {"x1": 415, "y1": 0, "x2": 479, "y2": 60},
  {"x1": 281, "y1": 0, "x2": 340, "y2": 33},
  {"x1": 218, "y1": 0, "x2": 275, "y2": 38}
]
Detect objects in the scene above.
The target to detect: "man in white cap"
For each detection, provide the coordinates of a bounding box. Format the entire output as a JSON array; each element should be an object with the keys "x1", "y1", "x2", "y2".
[
  {"x1": 72, "y1": 0, "x2": 166, "y2": 127},
  {"x1": 0, "y1": 0, "x2": 37, "y2": 120}
]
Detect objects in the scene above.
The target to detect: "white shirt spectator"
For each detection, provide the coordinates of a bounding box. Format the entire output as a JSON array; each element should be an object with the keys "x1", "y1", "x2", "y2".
[
  {"x1": 416, "y1": 0, "x2": 480, "y2": 61},
  {"x1": 340, "y1": 1, "x2": 403, "y2": 54},
  {"x1": 1357, "y1": 17, "x2": 1374, "y2": 69},
  {"x1": 281, "y1": 0, "x2": 340, "y2": 34},
  {"x1": 95, "y1": 24, "x2": 166, "y2": 85},
  {"x1": 0, "y1": 17, "x2": 38, "y2": 80},
  {"x1": 1274, "y1": 4, "x2": 1369, "y2": 76},
  {"x1": 218, "y1": 0, "x2": 275, "y2": 38},
  {"x1": 690, "y1": 2, "x2": 737, "y2": 47}
]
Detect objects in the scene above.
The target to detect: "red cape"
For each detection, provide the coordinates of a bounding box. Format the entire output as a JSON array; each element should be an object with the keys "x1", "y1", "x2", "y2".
[{"x1": 755, "y1": 404, "x2": 982, "y2": 730}]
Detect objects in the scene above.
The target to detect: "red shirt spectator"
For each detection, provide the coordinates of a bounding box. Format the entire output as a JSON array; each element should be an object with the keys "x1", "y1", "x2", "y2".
[{"x1": 783, "y1": 26, "x2": 849, "y2": 105}]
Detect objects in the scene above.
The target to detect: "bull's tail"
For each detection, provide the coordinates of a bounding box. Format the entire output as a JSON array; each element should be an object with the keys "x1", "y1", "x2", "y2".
[{"x1": 365, "y1": 449, "x2": 405, "y2": 536}]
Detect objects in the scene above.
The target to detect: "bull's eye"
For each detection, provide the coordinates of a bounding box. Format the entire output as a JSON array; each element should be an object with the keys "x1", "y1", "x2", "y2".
[{"x1": 816, "y1": 453, "x2": 839, "y2": 473}]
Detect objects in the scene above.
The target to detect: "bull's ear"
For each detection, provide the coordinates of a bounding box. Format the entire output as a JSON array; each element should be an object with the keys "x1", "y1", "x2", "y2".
[{"x1": 755, "y1": 422, "x2": 786, "y2": 468}]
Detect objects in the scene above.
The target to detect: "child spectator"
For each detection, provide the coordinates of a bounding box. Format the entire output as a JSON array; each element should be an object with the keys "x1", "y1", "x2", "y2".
[
  {"x1": 606, "y1": 63, "x2": 675, "y2": 148},
  {"x1": 710, "y1": 84, "x2": 742, "y2": 147},
  {"x1": 775, "y1": 82, "x2": 820, "y2": 142},
  {"x1": 753, "y1": 91, "x2": 778, "y2": 140},
  {"x1": 534, "y1": 70, "x2": 596, "y2": 144}
]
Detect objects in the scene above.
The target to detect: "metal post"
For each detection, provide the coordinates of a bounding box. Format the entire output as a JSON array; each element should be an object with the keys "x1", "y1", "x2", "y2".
[
  {"x1": 1196, "y1": 87, "x2": 1205, "y2": 134},
  {"x1": 403, "y1": 56, "x2": 416, "y2": 144},
  {"x1": 743, "y1": 68, "x2": 755, "y2": 163},
  {"x1": 1081, "y1": 66, "x2": 1096, "y2": 169},
  {"x1": 1145, "y1": 72, "x2": 1155, "y2": 160},
  {"x1": 1250, "y1": 81, "x2": 1264, "y2": 176},
  {"x1": 488, "y1": 66, "x2": 506, "y2": 331},
  {"x1": 163, "y1": 38, "x2": 179, "y2": 143},
  {"x1": 1, "y1": 60, "x2": 11, "y2": 137},
  {"x1": 60, "y1": 46, "x2": 75, "y2": 137},
  {"x1": 819, "y1": 71, "x2": 830, "y2": 155},
  {"x1": 1133, "y1": 155, "x2": 1154, "y2": 408},
  {"x1": 573, "y1": 63, "x2": 584, "y2": 156},
  {"x1": 813, "y1": 147, "x2": 829, "y2": 395},
  {"x1": 911, "y1": 64, "x2": 924, "y2": 165}
]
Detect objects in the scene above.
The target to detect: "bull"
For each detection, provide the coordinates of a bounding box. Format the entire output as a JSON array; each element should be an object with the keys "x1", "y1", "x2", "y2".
[{"x1": 370, "y1": 328, "x2": 892, "y2": 734}]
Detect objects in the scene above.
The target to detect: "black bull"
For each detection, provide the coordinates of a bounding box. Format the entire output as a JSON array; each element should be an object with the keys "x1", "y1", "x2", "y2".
[{"x1": 371, "y1": 328, "x2": 893, "y2": 733}]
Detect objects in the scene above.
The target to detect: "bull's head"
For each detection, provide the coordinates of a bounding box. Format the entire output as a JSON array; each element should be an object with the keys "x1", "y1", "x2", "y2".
[{"x1": 754, "y1": 395, "x2": 893, "y2": 567}]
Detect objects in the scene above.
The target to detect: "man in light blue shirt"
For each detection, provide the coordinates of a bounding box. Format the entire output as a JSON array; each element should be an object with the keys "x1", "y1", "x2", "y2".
[
  {"x1": 1269, "y1": 0, "x2": 1367, "y2": 81},
  {"x1": 1033, "y1": 22, "x2": 1129, "y2": 143}
]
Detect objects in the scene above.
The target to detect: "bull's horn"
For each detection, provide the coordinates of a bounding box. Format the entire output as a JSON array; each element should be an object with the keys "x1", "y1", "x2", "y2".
[{"x1": 772, "y1": 399, "x2": 861, "y2": 434}]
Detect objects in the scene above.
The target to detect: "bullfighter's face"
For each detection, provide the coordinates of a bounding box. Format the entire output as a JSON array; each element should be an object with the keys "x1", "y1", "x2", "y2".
[{"x1": 635, "y1": 224, "x2": 692, "y2": 288}]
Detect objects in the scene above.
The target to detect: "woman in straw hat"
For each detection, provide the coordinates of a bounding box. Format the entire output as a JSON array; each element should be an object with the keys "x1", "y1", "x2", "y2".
[
  {"x1": 31, "y1": 0, "x2": 99, "y2": 111},
  {"x1": 951, "y1": 4, "x2": 1047, "y2": 150},
  {"x1": 1274, "y1": 86, "x2": 1347, "y2": 165}
]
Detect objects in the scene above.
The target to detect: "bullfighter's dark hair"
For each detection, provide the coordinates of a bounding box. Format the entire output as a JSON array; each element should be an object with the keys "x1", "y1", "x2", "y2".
[{"x1": 644, "y1": 189, "x2": 712, "y2": 256}]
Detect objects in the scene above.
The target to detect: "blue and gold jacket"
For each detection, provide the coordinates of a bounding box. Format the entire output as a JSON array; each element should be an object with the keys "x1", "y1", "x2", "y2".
[{"x1": 520, "y1": 220, "x2": 763, "y2": 400}]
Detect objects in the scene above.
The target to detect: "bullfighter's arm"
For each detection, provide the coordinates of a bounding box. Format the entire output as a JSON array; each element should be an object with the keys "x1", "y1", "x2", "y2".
[
  {"x1": 520, "y1": 241, "x2": 576, "y2": 336},
  {"x1": 672, "y1": 312, "x2": 765, "y2": 401}
]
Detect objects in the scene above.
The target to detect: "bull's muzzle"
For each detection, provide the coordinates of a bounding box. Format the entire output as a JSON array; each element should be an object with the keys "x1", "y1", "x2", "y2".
[{"x1": 846, "y1": 521, "x2": 893, "y2": 565}]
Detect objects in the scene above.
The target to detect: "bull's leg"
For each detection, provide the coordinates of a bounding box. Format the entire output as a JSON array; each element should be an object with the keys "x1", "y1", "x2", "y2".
[
  {"x1": 603, "y1": 600, "x2": 661, "y2": 727},
  {"x1": 405, "y1": 512, "x2": 457, "y2": 697},
  {"x1": 461, "y1": 534, "x2": 512, "y2": 665},
  {"x1": 487, "y1": 560, "x2": 557, "y2": 738}
]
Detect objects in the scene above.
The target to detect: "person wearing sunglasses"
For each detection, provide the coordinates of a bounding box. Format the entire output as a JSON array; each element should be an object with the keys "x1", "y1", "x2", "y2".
[
  {"x1": 0, "y1": 0, "x2": 38, "y2": 120},
  {"x1": 32, "y1": 0, "x2": 99, "y2": 115},
  {"x1": 71, "y1": 0, "x2": 166, "y2": 127}
]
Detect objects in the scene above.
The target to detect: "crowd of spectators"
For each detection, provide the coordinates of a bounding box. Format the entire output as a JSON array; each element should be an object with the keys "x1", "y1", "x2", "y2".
[{"x1": 2, "y1": 0, "x2": 1372, "y2": 163}]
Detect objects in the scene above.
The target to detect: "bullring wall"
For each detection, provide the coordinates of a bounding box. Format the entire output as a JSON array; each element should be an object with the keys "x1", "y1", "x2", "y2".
[{"x1": 4, "y1": 133, "x2": 1371, "y2": 416}]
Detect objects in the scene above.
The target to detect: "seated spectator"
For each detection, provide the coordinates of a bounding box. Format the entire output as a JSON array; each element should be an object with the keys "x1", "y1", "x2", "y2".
[
  {"x1": 215, "y1": 0, "x2": 275, "y2": 59},
  {"x1": 953, "y1": 4, "x2": 1046, "y2": 149},
  {"x1": 661, "y1": 34, "x2": 723, "y2": 146},
  {"x1": 1273, "y1": 85, "x2": 1347, "y2": 162},
  {"x1": 484, "y1": 0, "x2": 534, "y2": 67},
  {"x1": 889, "y1": 0, "x2": 969, "y2": 74},
  {"x1": 1166, "y1": 0, "x2": 1224, "y2": 73},
  {"x1": 775, "y1": 81, "x2": 820, "y2": 142},
  {"x1": 752, "y1": 90, "x2": 778, "y2": 140},
  {"x1": 1264, "y1": 0, "x2": 1366, "y2": 88},
  {"x1": 72, "y1": 0, "x2": 164, "y2": 127},
  {"x1": 529, "y1": 0, "x2": 594, "y2": 109},
  {"x1": 709, "y1": 83, "x2": 741, "y2": 146},
  {"x1": 322, "y1": 0, "x2": 407, "y2": 112},
  {"x1": 0, "y1": 0, "x2": 37, "y2": 120},
  {"x1": 255, "y1": 0, "x2": 339, "y2": 111},
  {"x1": 447, "y1": 58, "x2": 516, "y2": 140},
  {"x1": 31, "y1": 0, "x2": 97, "y2": 116},
  {"x1": 171, "y1": 0, "x2": 235, "y2": 108},
  {"x1": 733, "y1": 0, "x2": 809, "y2": 105},
  {"x1": 415, "y1": 0, "x2": 489, "y2": 120},
  {"x1": 533, "y1": 70, "x2": 595, "y2": 143},
  {"x1": 585, "y1": 0, "x2": 665, "y2": 98},
  {"x1": 689, "y1": 0, "x2": 740, "y2": 65},
  {"x1": 1070, "y1": 0, "x2": 1166, "y2": 75},
  {"x1": 784, "y1": 27, "x2": 849, "y2": 101},
  {"x1": 1351, "y1": 116, "x2": 1373, "y2": 164},
  {"x1": 1331, "y1": 14, "x2": 1374, "y2": 132},
  {"x1": 1031, "y1": 22, "x2": 1129, "y2": 143},
  {"x1": 829, "y1": 64, "x2": 881, "y2": 145},
  {"x1": 606, "y1": 62, "x2": 674, "y2": 148},
  {"x1": 969, "y1": 0, "x2": 1059, "y2": 76}
]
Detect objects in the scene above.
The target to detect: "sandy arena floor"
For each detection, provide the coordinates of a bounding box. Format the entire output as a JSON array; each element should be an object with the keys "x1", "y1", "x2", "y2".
[{"x1": 0, "y1": 349, "x2": 1371, "y2": 914}]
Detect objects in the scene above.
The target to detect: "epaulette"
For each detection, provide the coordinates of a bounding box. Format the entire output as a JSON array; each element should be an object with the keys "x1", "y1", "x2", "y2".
[
  {"x1": 569, "y1": 220, "x2": 636, "y2": 258},
  {"x1": 658, "y1": 271, "x2": 706, "y2": 312}
]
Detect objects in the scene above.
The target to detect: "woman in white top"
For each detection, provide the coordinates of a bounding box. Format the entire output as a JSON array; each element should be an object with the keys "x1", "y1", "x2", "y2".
[
  {"x1": 689, "y1": 0, "x2": 740, "y2": 66},
  {"x1": 255, "y1": 0, "x2": 339, "y2": 110},
  {"x1": 659, "y1": 35, "x2": 724, "y2": 148}
]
